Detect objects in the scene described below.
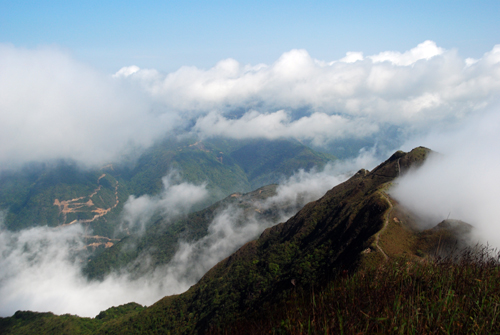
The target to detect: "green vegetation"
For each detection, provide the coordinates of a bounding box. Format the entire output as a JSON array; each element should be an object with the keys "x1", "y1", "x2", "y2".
[
  {"x1": 90, "y1": 147, "x2": 432, "y2": 334},
  {"x1": 224, "y1": 247, "x2": 500, "y2": 334},
  {"x1": 0, "y1": 161, "x2": 104, "y2": 230},
  {"x1": 0, "y1": 138, "x2": 334, "y2": 236},
  {"x1": 8, "y1": 147, "x2": 495, "y2": 335},
  {"x1": 82, "y1": 184, "x2": 280, "y2": 280},
  {"x1": 0, "y1": 303, "x2": 145, "y2": 335},
  {"x1": 230, "y1": 139, "x2": 334, "y2": 189},
  {"x1": 2, "y1": 249, "x2": 498, "y2": 334}
]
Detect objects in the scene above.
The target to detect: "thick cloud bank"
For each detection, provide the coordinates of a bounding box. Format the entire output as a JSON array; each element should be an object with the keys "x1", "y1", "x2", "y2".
[
  {"x1": 0, "y1": 45, "x2": 174, "y2": 169},
  {"x1": 2, "y1": 41, "x2": 500, "y2": 168},
  {"x1": 0, "y1": 156, "x2": 375, "y2": 317},
  {"x1": 122, "y1": 41, "x2": 500, "y2": 144},
  {"x1": 391, "y1": 108, "x2": 500, "y2": 247},
  {"x1": 0, "y1": 223, "x2": 190, "y2": 317}
]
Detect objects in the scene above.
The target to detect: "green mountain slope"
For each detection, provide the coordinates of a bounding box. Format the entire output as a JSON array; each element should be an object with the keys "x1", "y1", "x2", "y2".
[
  {"x1": 0, "y1": 162, "x2": 128, "y2": 238},
  {"x1": 82, "y1": 184, "x2": 282, "y2": 280},
  {"x1": 124, "y1": 137, "x2": 334, "y2": 202},
  {"x1": 0, "y1": 138, "x2": 334, "y2": 239},
  {"x1": 0, "y1": 303, "x2": 146, "y2": 335},
  {"x1": 229, "y1": 139, "x2": 333, "y2": 189}
]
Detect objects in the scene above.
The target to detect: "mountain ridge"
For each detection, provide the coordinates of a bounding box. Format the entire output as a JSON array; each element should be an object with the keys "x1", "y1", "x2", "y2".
[
  {"x1": 3, "y1": 146, "x2": 493, "y2": 334},
  {"x1": 94, "y1": 147, "x2": 432, "y2": 333}
]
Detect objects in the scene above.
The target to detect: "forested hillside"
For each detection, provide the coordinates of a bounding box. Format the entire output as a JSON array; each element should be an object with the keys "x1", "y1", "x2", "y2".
[{"x1": 0, "y1": 138, "x2": 334, "y2": 239}]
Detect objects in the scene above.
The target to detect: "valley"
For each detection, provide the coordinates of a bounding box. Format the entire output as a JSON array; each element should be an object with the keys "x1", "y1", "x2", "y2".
[
  {"x1": 0, "y1": 138, "x2": 334, "y2": 236},
  {"x1": 3, "y1": 8, "x2": 499, "y2": 333},
  {"x1": 0, "y1": 145, "x2": 498, "y2": 334}
]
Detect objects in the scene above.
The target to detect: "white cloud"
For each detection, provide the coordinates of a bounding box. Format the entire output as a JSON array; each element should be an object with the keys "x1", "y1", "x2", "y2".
[
  {"x1": 193, "y1": 110, "x2": 379, "y2": 146},
  {"x1": 127, "y1": 158, "x2": 365, "y2": 297},
  {"x1": 0, "y1": 223, "x2": 190, "y2": 317},
  {"x1": 465, "y1": 58, "x2": 479, "y2": 67},
  {"x1": 261, "y1": 153, "x2": 379, "y2": 208},
  {"x1": 4, "y1": 40, "x2": 500, "y2": 319},
  {"x1": 120, "y1": 171, "x2": 208, "y2": 232},
  {"x1": 391, "y1": 107, "x2": 500, "y2": 247},
  {"x1": 369, "y1": 40, "x2": 444, "y2": 66},
  {"x1": 0, "y1": 45, "x2": 177, "y2": 169},
  {"x1": 2, "y1": 42, "x2": 500, "y2": 168},
  {"x1": 340, "y1": 51, "x2": 364, "y2": 63},
  {"x1": 112, "y1": 65, "x2": 140, "y2": 78},
  {"x1": 1, "y1": 156, "x2": 377, "y2": 318},
  {"x1": 121, "y1": 41, "x2": 500, "y2": 146}
]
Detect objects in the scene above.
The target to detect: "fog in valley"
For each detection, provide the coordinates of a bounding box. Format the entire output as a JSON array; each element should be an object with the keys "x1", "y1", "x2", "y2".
[
  {"x1": 1, "y1": 41, "x2": 500, "y2": 317},
  {"x1": 0, "y1": 156, "x2": 374, "y2": 317}
]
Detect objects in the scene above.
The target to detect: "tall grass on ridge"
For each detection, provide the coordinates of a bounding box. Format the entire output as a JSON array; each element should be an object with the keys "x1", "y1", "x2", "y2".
[{"x1": 217, "y1": 246, "x2": 500, "y2": 334}]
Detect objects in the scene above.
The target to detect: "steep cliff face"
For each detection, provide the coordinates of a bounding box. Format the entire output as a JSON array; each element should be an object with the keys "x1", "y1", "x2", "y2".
[{"x1": 99, "y1": 147, "x2": 431, "y2": 334}]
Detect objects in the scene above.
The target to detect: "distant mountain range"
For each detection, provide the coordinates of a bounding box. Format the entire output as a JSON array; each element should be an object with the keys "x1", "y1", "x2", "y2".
[
  {"x1": 2, "y1": 146, "x2": 493, "y2": 334},
  {"x1": 0, "y1": 137, "x2": 334, "y2": 239}
]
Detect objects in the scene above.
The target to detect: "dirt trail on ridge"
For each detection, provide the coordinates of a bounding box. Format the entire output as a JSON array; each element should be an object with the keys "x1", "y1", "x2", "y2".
[
  {"x1": 375, "y1": 191, "x2": 393, "y2": 261},
  {"x1": 373, "y1": 157, "x2": 400, "y2": 261}
]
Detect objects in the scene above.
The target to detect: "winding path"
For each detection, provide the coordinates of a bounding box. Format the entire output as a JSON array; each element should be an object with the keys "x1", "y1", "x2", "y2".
[
  {"x1": 374, "y1": 190, "x2": 393, "y2": 261},
  {"x1": 373, "y1": 158, "x2": 400, "y2": 260}
]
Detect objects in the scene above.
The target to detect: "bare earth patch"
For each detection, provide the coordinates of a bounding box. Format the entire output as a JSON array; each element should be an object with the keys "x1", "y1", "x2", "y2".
[{"x1": 54, "y1": 174, "x2": 120, "y2": 226}]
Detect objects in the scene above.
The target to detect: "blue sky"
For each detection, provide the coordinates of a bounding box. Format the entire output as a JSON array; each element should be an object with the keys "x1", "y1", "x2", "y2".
[{"x1": 1, "y1": 0, "x2": 499, "y2": 72}]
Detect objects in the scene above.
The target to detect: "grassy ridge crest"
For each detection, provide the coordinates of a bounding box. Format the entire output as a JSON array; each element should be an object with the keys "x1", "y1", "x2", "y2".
[{"x1": 3, "y1": 147, "x2": 496, "y2": 334}]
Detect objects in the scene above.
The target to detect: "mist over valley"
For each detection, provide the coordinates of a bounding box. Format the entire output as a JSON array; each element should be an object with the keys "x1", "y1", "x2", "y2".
[{"x1": 1, "y1": 7, "x2": 500, "y2": 331}]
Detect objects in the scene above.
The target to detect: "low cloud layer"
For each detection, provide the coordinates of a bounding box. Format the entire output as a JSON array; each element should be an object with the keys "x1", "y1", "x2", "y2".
[
  {"x1": 0, "y1": 155, "x2": 376, "y2": 317},
  {"x1": 120, "y1": 171, "x2": 208, "y2": 232},
  {"x1": 193, "y1": 110, "x2": 379, "y2": 146},
  {"x1": 391, "y1": 108, "x2": 500, "y2": 247},
  {"x1": 2, "y1": 41, "x2": 500, "y2": 168},
  {"x1": 0, "y1": 45, "x2": 175, "y2": 169},
  {"x1": 123, "y1": 41, "x2": 500, "y2": 144}
]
